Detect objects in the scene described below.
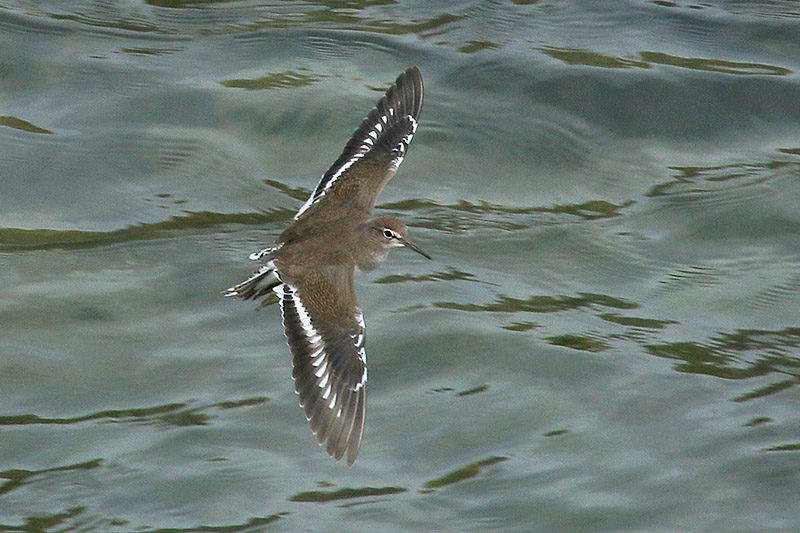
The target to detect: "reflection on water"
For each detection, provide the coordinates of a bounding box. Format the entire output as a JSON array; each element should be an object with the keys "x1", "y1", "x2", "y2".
[
  {"x1": 546, "y1": 333, "x2": 610, "y2": 352},
  {"x1": 373, "y1": 268, "x2": 486, "y2": 285},
  {"x1": 0, "y1": 211, "x2": 288, "y2": 252},
  {"x1": 0, "y1": 459, "x2": 102, "y2": 497},
  {"x1": 220, "y1": 70, "x2": 323, "y2": 91},
  {"x1": 647, "y1": 327, "x2": 800, "y2": 401},
  {"x1": 648, "y1": 156, "x2": 800, "y2": 198},
  {"x1": 0, "y1": 397, "x2": 268, "y2": 428},
  {"x1": 381, "y1": 198, "x2": 633, "y2": 235},
  {"x1": 421, "y1": 456, "x2": 509, "y2": 492},
  {"x1": 290, "y1": 485, "x2": 406, "y2": 503},
  {"x1": 543, "y1": 47, "x2": 793, "y2": 76},
  {"x1": 0, "y1": 116, "x2": 54, "y2": 135},
  {"x1": 435, "y1": 292, "x2": 637, "y2": 313}
]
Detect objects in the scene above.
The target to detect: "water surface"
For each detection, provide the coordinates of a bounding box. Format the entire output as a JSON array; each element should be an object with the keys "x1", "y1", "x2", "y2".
[{"x1": 2, "y1": 1, "x2": 800, "y2": 531}]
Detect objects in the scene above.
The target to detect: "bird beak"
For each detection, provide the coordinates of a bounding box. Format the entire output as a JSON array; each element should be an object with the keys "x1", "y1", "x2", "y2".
[{"x1": 401, "y1": 236, "x2": 432, "y2": 260}]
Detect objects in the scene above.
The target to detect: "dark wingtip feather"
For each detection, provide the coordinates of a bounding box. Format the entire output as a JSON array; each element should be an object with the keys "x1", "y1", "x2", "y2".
[
  {"x1": 339, "y1": 66, "x2": 424, "y2": 167},
  {"x1": 346, "y1": 391, "x2": 365, "y2": 466},
  {"x1": 396, "y1": 66, "x2": 423, "y2": 120}
]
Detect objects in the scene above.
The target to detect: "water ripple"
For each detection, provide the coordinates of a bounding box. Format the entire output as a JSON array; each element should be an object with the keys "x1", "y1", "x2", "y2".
[
  {"x1": 434, "y1": 292, "x2": 638, "y2": 314},
  {"x1": 421, "y1": 456, "x2": 508, "y2": 492},
  {"x1": 541, "y1": 47, "x2": 792, "y2": 75},
  {"x1": 0, "y1": 211, "x2": 289, "y2": 252},
  {"x1": 640, "y1": 51, "x2": 792, "y2": 75},
  {"x1": 3, "y1": 1, "x2": 467, "y2": 38},
  {"x1": 378, "y1": 198, "x2": 633, "y2": 235},
  {"x1": 646, "y1": 327, "x2": 800, "y2": 401},
  {"x1": 373, "y1": 267, "x2": 490, "y2": 286},
  {"x1": 0, "y1": 397, "x2": 268, "y2": 428},
  {"x1": 220, "y1": 69, "x2": 323, "y2": 91},
  {"x1": 290, "y1": 485, "x2": 406, "y2": 503},
  {"x1": 0, "y1": 115, "x2": 54, "y2": 135},
  {"x1": 0, "y1": 458, "x2": 102, "y2": 496},
  {"x1": 648, "y1": 157, "x2": 800, "y2": 201},
  {"x1": 546, "y1": 333, "x2": 612, "y2": 353}
]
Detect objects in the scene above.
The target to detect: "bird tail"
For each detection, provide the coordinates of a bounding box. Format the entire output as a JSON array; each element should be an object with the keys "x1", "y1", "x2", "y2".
[{"x1": 225, "y1": 247, "x2": 282, "y2": 303}]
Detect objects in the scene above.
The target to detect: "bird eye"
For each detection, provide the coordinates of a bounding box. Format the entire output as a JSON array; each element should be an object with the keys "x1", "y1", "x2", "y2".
[{"x1": 383, "y1": 228, "x2": 394, "y2": 239}]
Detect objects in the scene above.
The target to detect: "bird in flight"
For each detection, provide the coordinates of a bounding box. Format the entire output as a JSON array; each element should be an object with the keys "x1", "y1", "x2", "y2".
[{"x1": 226, "y1": 67, "x2": 428, "y2": 465}]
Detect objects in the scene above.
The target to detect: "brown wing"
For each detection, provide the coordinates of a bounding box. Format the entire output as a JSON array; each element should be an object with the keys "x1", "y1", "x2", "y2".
[
  {"x1": 294, "y1": 67, "x2": 424, "y2": 220},
  {"x1": 277, "y1": 266, "x2": 367, "y2": 466}
]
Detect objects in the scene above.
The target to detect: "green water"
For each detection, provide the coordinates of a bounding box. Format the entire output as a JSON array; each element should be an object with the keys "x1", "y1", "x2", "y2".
[{"x1": 2, "y1": 1, "x2": 800, "y2": 531}]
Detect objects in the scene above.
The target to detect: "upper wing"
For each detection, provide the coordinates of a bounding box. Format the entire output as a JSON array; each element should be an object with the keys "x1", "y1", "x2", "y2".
[
  {"x1": 294, "y1": 67, "x2": 424, "y2": 220},
  {"x1": 277, "y1": 266, "x2": 367, "y2": 466}
]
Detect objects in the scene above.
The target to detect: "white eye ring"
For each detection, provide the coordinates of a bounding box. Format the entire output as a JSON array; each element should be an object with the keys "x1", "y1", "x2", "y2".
[{"x1": 383, "y1": 229, "x2": 394, "y2": 239}]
